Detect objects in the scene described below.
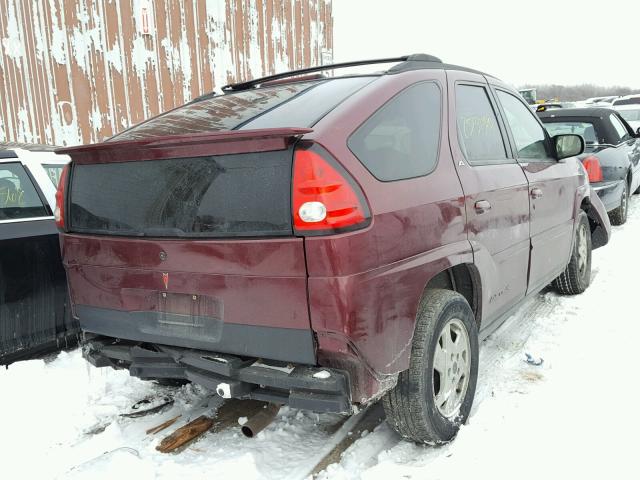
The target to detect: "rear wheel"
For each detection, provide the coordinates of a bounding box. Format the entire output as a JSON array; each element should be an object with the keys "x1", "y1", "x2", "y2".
[
  {"x1": 383, "y1": 289, "x2": 479, "y2": 444},
  {"x1": 609, "y1": 182, "x2": 628, "y2": 225},
  {"x1": 553, "y1": 210, "x2": 591, "y2": 295}
]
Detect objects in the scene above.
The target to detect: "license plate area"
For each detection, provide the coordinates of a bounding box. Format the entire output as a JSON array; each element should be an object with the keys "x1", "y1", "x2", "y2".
[{"x1": 137, "y1": 292, "x2": 224, "y2": 342}]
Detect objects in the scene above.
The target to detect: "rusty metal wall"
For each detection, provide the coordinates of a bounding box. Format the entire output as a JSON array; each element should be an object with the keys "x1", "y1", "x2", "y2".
[{"x1": 0, "y1": 0, "x2": 333, "y2": 146}]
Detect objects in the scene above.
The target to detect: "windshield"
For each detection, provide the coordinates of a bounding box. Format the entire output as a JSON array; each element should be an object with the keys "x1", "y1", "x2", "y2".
[
  {"x1": 543, "y1": 121, "x2": 600, "y2": 146},
  {"x1": 110, "y1": 77, "x2": 375, "y2": 141},
  {"x1": 618, "y1": 109, "x2": 640, "y2": 122}
]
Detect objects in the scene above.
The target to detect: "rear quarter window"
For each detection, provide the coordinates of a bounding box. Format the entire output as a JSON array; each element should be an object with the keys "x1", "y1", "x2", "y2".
[
  {"x1": 347, "y1": 82, "x2": 442, "y2": 181},
  {"x1": 42, "y1": 164, "x2": 65, "y2": 187}
]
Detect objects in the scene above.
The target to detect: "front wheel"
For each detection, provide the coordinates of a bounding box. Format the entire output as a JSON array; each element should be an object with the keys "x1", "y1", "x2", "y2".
[
  {"x1": 383, "y1": 289, "x2": 479, "y2": 444},
  {"x1": 553, "y1": 210, "x2": 591, "y2": 295}
]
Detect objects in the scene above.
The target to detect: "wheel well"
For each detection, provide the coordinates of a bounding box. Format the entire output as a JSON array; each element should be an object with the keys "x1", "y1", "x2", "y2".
[
  {"x1": 424, "y1": 264, "x2": 481, "y2": 329},
  {"x1": 580, "y1": 197, "x2": 598, "y2": 235}
]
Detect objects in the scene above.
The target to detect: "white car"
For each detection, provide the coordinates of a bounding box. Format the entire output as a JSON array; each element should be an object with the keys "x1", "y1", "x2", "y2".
[
  {"x1": 0, "y1": 143, "x2": 70, "y2": 209},
  {"x1": 615, "y1": 104, "x2": 640, "y2": 133},
  {"x1": 0, "y1": 142, "x2": 75, "y2": 365},
  {"x1": 612, "y1": 94, "x2": 640, "y2": 107}
]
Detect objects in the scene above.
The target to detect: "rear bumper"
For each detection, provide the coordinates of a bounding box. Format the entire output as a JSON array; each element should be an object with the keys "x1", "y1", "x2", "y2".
[
  {"x1": 76, "y1": 305, "x2": 316, "y2": 365},
  {"x1": 592, "y1": 180, "x2": 624, "y2": 211},
  {"x1": 83, "y1": 335, "x2": 353, "y2": 413}
]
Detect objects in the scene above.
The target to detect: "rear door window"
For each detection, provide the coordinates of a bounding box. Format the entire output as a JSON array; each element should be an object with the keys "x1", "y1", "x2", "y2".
[
  {"x1": 347, "y1": 82, "x2": 442, "y2": 181},
  {"x1": 0, "y1": 163, "x2": 48, "y2": 220},
  {"x1": 496, "y1": 90, "x2": 550, "y2": 160},
  {"x1": 455, "y1": 85, "x2": 509, "y2": 164}
]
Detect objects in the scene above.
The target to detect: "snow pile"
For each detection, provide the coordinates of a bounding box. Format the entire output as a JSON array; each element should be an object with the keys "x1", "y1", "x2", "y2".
[{"x1": 1, "y1": 198, "x2": 639, "y2": 479}]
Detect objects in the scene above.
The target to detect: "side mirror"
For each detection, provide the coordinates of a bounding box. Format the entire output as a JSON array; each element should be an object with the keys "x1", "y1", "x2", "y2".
[
  {"x1": 636, "y1": 127, "x2": 640, "y2": 137},
  {"x1": 554, "y1": 134, "x2": 585, "y2": 160}
]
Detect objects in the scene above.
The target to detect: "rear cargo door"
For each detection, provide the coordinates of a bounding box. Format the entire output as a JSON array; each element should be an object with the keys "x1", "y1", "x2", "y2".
[{"x1": 62, "y1": 134, "x2": 315, "y2": 364}]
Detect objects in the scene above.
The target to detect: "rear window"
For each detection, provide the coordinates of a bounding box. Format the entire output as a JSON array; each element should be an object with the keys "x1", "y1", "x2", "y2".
[
  {"x1": 69, "y1": 151, "x2": 294, "y2": 238},
  {"x1": 111, "y1": 77, "x2": 374, "y2": 141},
  {"x1": 0, "y1": 162, "x2": 48, "y2": 220},
  {"x1": 543, "y1": 121, "x2": 600, "y2": 146},
  {"x1": 348, "y1": 82, "x2": 442, "y2": 181}
]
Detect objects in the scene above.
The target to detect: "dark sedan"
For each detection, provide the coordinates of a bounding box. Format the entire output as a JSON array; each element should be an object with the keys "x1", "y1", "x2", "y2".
[{"x1": 538, "y1": 108, "x2": 640, "y2": 225}]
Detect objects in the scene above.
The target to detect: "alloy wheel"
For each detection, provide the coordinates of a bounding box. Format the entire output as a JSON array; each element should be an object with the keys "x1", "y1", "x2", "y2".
[
  {"x1": 577, "y1": 222, "x2": 589, "y2": 276},
  {"x1": 432, "y1": 318, "x2": 471, "y2": 418}
]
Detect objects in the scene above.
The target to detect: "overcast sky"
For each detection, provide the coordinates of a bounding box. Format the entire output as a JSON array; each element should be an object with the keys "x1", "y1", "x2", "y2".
[{"x1": 332, "y1": 0, "x2": 639, "y2": 89}]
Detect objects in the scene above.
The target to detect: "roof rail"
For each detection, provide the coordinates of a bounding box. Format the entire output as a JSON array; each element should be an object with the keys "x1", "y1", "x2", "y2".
[{"x1": 220, "y1": 54, "x2": 442, "y2": 93}]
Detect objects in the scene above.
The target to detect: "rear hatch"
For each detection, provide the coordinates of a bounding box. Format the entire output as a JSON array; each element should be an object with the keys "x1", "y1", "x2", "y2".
[
  {"x1": 58, "y1": 76, "x2": 376, "y2": 365},
  {"x1": 61, "y1": 129, "x2": 316, "y2": 364}
]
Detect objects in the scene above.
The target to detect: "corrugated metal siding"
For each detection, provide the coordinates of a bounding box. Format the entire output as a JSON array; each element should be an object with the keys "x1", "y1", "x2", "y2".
[{"x1": 0, "y1": 0, "x2": 333, "y2": 146}]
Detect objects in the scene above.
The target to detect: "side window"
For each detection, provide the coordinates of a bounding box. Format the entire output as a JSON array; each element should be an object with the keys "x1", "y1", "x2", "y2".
[
  {"x1": 609, "y1": 114, "x2": 630, "y2": 143},
  {"x1": 348, "y1": 82, "x2": 441, "y2": 181},
  {"x1": 496, "y1": 90, "x2": 550, "y2": 160},
  {"x1": 0, "y1": 163, "x2": 48, "y2": 220},
  {"x1": 43, "y1": 164, "x2": 65, "y2": 187},
  {"x1": 455, "y1": 84, "x2": 508, "y2": 164}
]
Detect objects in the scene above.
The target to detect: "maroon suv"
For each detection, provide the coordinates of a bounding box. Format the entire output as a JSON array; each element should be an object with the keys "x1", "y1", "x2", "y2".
[{"x1": 56, "y1": 54, "x2": 610, "y2": 444}]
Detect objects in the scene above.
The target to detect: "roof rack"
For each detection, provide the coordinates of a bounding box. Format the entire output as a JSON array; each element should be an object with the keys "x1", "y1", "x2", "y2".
[{"x1": 220, "y1": 54, "x2": 442, "y2": 93}]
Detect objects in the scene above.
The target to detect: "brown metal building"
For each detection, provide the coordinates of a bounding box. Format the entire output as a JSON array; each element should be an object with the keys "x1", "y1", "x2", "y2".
[{"x1": 0, "y1": 0, "x2": 333, "y2": 146}]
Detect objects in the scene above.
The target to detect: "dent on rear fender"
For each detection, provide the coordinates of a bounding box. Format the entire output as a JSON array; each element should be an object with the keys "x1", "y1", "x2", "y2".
[{"x1": 310, "y1": 240, "x2": 474, "y2": 379}]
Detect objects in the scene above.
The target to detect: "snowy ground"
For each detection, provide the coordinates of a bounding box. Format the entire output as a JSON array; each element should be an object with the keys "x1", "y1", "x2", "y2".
[{"x1": 2, "y1": 198, "x2": 640, "y2": 480}]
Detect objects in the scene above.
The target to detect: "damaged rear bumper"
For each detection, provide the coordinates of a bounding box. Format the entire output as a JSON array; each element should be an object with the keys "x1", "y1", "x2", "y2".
[{"x1": 83, "y1": 335, "x2": 353, "y2": 413}]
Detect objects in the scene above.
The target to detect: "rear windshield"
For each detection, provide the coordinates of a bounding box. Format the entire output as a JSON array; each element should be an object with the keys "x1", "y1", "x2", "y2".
[
  {"x1": 110, "y1": 77, "x2": 375, "y2": 141},
  {"x1": 69, "y1": 151, "x2": 294, "y2": 238},
  {"x1": 542, "y1": 121, "x2": 601, "y2": 146}
]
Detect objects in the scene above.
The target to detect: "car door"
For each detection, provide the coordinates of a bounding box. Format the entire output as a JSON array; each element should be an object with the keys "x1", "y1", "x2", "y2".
[
  {"x1": 0, "y1": 160, "x2": 68, "y2": 363},
  {"x1": 610, "y1": 112, "x2": 640, "y2": 193},
  {"x1": 492, "y1": 86, "x2": 579, "y2": 294},
  {"x1": 448, "y1": 71, "x2": 531, "y2": 326}
]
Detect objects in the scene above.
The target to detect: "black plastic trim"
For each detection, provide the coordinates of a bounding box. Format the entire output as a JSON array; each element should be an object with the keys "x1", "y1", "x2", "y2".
[
  {"x1": 84, "y1": 337, "x2": 352, "y2": 413},
  {"x1": 76, "y1": 305, "x2": 317, "y2": 365}
]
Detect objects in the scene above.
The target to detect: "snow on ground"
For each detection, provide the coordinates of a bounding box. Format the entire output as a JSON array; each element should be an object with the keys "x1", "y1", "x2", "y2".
[{"x1": 2, "y1": 197, "x2": 640, "y2": 480}]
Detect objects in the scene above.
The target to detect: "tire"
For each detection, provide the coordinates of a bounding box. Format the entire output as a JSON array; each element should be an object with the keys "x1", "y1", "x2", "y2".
[
  {"x1": 383, "y1": 289, "x2": 479, "y2": 444},
  {"x1": 609, "y1": 181, "x2": 628, "y2": 226},
  {"x1": 553, "y1": 210, "x2": 591, "y2": 295}
]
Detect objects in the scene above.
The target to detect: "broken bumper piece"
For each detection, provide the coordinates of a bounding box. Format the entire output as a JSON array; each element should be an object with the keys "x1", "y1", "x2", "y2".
[{"x1": 83, "y1": 336, "x2": 353, "y2": 414}]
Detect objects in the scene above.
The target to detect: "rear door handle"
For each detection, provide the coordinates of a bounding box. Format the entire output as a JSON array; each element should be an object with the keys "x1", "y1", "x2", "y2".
[
  {"x1": 474, "y1": 200, "x2": 491, "y2": 214},
  {"x1": 531, "y1": 188, "x2": 543, "y2": 199}
]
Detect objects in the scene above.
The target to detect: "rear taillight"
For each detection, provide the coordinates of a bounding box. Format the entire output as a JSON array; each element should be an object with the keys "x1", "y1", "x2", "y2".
[
  {"x1": 55, "y1": 164, "x2": 70, "y2": 229},
  {"x1": 292, "y1": 144, "x2": 370, "y2": 235},
  {"x1": 582, "y1": 155, "x2": 603, "y2": 183}
]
